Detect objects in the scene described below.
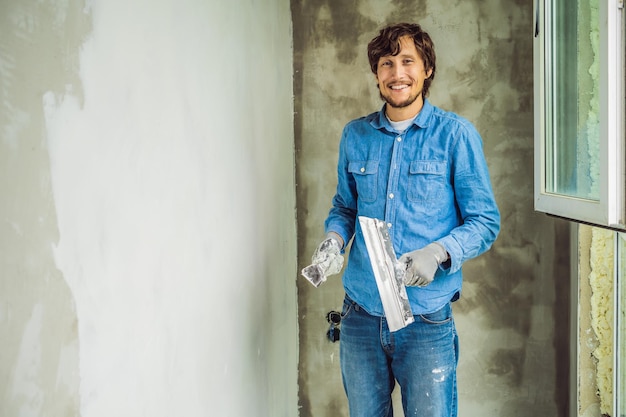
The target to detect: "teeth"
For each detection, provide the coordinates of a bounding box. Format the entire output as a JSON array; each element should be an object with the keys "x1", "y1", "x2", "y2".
[{"x1": 391, "y1": 84, "x2": 408, "y2": 90}]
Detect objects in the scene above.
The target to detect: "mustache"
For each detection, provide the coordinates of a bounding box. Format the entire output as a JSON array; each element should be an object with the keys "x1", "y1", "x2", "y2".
[{"x1": 378, "y1": 90, "x2": 423, "y2": 109}]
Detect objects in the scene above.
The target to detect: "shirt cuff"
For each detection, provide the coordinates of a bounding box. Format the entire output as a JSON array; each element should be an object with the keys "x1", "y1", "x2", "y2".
[{"x1": 436, "y1": 236, "x2": 463, "y2": 274}]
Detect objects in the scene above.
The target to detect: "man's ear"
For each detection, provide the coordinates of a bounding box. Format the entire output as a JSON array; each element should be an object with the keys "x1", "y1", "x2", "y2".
[{"x1": 426, "y1": 68, "x2": 433, "y2": 79}]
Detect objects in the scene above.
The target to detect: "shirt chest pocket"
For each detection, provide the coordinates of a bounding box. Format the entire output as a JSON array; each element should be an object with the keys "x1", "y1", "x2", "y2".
[
  {"x1": 408, "y1": 161, "x2": 447, "y2": 206},
  {"x1": 348, "y1": 160, "x2": 379, "y2": 203}
]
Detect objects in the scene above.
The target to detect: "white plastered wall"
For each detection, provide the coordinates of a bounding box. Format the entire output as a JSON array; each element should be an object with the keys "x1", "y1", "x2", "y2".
[{"x1": 1, "y1": 1, "x2": 298, "y2": 416}]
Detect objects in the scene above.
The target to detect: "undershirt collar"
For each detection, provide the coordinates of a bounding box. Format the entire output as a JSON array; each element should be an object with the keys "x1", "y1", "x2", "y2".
[{"x1": 386, "y1": 113, "x2": 416, "y2": 133}]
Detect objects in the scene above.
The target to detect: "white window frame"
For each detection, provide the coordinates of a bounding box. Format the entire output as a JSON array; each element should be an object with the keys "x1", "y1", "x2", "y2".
[{"x1": 533, "y1": 0, "x2": 625, "y2": 230}]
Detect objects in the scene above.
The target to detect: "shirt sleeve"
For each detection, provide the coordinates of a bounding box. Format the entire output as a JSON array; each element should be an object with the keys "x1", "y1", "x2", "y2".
[
  {"x1": 436, "y1": 121, "x2": 501, "y2": 274},
  {"x1": 324, "y1": 127, "x2": 358, "y2": 249}
]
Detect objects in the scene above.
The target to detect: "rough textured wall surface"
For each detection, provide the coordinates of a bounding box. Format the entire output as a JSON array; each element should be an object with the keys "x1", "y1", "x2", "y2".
[
  {"x1": 292, "y1": 1, "x2": 571, "y2": 416},
  {"x1": 1, "y1": 1, "x2": 297, "y2": 416},
  {"x1": 0, "y1": 1, "x2": 90, "y2": 415}
]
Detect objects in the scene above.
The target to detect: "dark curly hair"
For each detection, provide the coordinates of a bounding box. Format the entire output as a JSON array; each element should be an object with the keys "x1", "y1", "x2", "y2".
[{"x1": 367, "y1": 23, "x2": 436, "y2": 97}]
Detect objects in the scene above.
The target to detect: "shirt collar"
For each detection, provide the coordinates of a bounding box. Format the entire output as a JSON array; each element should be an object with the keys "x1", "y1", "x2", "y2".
[{"x1": 370, "y1": 99, "x2": 434, "y2": 131}]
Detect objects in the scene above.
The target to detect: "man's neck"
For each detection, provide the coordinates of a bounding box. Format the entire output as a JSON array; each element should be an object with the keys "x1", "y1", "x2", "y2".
[{"x1": 385, "y1": 97, "x2": 425, "y2": 122}]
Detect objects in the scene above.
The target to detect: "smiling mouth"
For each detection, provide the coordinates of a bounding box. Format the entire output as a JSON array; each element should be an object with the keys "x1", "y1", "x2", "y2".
[{"x1": 390, "y1": 84, "x2": 410, "y2": 90}]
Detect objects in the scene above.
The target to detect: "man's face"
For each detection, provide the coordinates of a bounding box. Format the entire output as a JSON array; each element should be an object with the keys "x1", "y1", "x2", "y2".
[{"x1": 375, "y1": 36, "x2": 433, "y2": 116}]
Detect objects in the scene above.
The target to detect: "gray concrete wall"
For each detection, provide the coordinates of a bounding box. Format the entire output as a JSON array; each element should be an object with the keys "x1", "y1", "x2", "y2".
[
  {"x1": 293, "y1": 1, "x2": 571, "y2": 416},
  {"x1": 0, "y1": 1, "x2": 297, "y2": 416}
]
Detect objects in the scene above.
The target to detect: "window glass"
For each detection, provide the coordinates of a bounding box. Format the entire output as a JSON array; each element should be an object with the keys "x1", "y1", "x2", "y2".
[{"x1": 547, "y1": 0, "x2": 600, "y2": 200}]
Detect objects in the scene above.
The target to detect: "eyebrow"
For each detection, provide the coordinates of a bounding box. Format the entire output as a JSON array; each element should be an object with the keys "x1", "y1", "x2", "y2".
[{"x1": 381, "y1": 53, "x2": 418, "y2": 60}]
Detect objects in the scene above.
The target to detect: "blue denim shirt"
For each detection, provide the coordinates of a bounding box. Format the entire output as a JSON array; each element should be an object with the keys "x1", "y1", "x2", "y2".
[{"x1": 325, "y1": 100, "x2": 500, "y2": 316}]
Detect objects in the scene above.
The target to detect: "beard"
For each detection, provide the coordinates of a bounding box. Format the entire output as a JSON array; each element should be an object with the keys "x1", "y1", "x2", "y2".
[{"x1": 379, "y1": 87, "x2": 423, "y2": 109}]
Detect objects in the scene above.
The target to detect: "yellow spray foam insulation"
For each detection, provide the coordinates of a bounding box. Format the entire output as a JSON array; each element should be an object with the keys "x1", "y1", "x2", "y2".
[{"x1": 589, "y1": 228, "x2": 614, "y2": 417}]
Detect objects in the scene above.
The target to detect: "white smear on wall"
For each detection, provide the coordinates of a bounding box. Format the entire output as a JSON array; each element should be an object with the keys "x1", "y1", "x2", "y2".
[
  {"x1": 44, "y1": 0, "x2": 296, "y2": 416},
  {"x1": 10, "y1": 304, "x2": 44, "y2": 416}
]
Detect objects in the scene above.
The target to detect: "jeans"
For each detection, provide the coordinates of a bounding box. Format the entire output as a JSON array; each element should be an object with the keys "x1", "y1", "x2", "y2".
[{"x1": 340, "y1": 296, "x2": 458, "y2": 417}]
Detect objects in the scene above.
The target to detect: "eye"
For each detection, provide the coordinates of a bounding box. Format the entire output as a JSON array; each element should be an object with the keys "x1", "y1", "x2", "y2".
[
  {"x1": 403, "y1": 59, "x2": 414, "y2": 64},
  {"x1": 380, "y1": 60, "x2": 392, "y2": 67}
]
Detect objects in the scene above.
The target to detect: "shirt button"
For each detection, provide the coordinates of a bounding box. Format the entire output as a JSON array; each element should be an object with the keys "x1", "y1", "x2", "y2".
[
  {"x1": 397, "y1": 137, "x2": 402, "y2": 142},
  {"x1": 360, "y1": 167, "x2": 365, "y2": 173},
  {"x1": 389, "y1": 193, "x2": 394, "y2": 199},
  {"x1": 387, "y1": 223, "x2": 392, "y2": 229}
]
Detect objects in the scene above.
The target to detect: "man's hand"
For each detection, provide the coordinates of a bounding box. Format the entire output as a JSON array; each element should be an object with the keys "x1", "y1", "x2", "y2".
[
  {"x1": 301, "y1": 233, "x2": 345, "y2": 287},
  {"x1": 399, "y1": 243, "x2": 447, "y2": 287},
  {"x1": 311, "y1": 234, "x2": 344, "y2": 276}
]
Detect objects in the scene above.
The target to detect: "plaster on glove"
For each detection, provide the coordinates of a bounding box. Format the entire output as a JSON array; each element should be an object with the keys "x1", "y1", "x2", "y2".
[
  {"x1": 399, "y1": 242, "x2": 448, "y2": 287},
  {"x1": 301, "y1": 234, "x2": 344, "y2": 287}
]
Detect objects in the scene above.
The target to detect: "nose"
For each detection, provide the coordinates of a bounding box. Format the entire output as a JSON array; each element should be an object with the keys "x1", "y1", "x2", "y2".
[{"x1": 391, "y1": 63, "x2": 404, "y2": 79}]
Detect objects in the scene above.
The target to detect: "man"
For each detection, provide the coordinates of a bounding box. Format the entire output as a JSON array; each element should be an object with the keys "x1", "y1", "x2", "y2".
[{"x1": 310, "y1": 23, "x2": 500, "y2": 417}]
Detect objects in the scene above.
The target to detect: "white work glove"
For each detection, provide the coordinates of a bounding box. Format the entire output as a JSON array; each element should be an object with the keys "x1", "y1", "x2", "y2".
[
  {"x1": 301, "y1": 233, "x2": 344, "y2": 287},
  {"x1": 311, "y1": 234, "x2": 344, "y2": 276},
  {"x1": 399, "y1": 242, "x2": 447, "y2": 287}
]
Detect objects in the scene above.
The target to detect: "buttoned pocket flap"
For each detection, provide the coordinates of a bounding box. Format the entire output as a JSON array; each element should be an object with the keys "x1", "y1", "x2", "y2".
[
  {"x1": 409, "y1": 160, "x2": 446, "y2": 175},
  {"x1": 349, "y1": 160, "x2": 379, "y2": 175}
]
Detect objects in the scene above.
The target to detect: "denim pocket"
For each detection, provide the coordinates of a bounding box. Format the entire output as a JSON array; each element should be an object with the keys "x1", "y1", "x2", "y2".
[
  {"x1": 407, "y1": 160, "x2": 446, "y2": 206},
  {"x1": 418, "y1": 303, "x2": 452, "y2": 325},
  {"x1": 341, "y1": 297, "x2": 356, "y2": 320},
  {"x1": 348, "y1": 160, "x2": 379, "y2": 203}
]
